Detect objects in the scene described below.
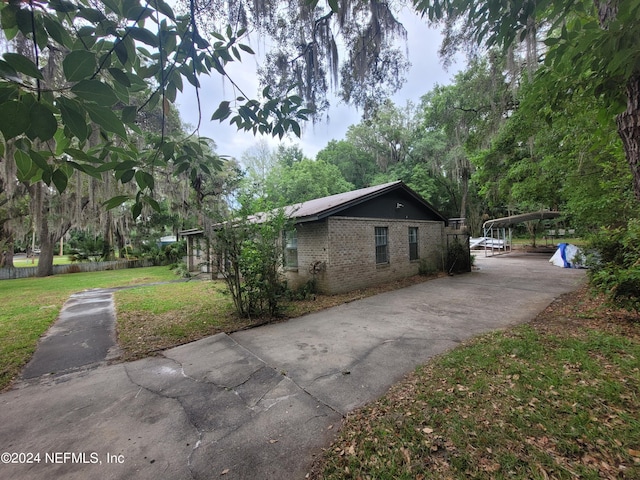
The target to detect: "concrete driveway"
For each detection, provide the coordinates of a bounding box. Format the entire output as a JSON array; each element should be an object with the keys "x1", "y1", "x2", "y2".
[{"x1": 0, "y1": 253, "x2": 585, "y2": 480}]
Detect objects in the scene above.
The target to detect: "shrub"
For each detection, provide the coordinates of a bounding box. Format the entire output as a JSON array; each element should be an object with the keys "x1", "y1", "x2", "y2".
[
  {"x1": 163, "y1": 240, "x2": 187, "y2": 265},
  {"x1": 446, "y1": 237, "x2": 471, "y2": 274},
  {"x1": 214, "y1": 207, "x2": 292, "y2": 318},
  {"x1": 588, "y1": 219, "x2": 640, "y2": 313},
  {"x1": 171, "y1": 262, "x2": 191, "y2": 278},
  {"x1": 418, "y1": 258, "x2": 438, "y2": 276},
  {"x1": 288, "y1": 279, "x2": 318, "y2": 300}
]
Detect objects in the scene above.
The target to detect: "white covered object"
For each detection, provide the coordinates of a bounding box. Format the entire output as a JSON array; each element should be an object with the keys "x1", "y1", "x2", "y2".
[{"x1": 549, "y1": 243, "x2": 584, "y2": 268}]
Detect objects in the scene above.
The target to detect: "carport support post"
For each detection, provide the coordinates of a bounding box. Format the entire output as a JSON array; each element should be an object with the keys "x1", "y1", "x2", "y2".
[{"x1": 482, "y1": 225, "x2": 512, "y2": 256}]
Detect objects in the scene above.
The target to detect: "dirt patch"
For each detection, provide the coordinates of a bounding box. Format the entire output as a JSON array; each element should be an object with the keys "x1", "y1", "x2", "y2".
[
  {"x1": 282, "y1": 273, "x2": 444, "y2": 318},
  {"x1": 530, "y1": 284, "x2": 640, "y2": 341}
]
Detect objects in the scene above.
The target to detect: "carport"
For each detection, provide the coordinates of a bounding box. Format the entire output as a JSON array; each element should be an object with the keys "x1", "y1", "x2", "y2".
[{"x1": 481, "y1": 211, "x2": 562, "y2": 256}]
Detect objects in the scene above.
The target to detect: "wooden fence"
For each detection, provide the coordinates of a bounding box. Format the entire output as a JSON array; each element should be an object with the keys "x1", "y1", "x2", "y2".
[{"x1": 0, "y1": 259, "x2": 154, "y2": 280}]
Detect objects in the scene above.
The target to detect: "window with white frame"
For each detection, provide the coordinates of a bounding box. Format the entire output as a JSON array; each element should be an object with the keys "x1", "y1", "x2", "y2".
[
  {"x1": 284, "y1": 229, "x2": 298, "y2": 268},
  {"x1": 375, "y1": 227, "x2": 389, "y2": 264},
  {"x1": 409, "y1": 227, "x2": 419, "y2": 260}
]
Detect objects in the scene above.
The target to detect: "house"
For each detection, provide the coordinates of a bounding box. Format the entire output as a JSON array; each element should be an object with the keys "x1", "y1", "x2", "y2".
[
  {"x1": 181, "y1": 181, "x2": 466, "y2": 294},
  {"x1": 179, "y1": 227, "x2": 208, "y2": 272}
]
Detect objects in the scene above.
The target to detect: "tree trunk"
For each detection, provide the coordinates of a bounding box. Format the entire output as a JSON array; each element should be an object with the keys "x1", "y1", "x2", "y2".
[
  {"x1": 36, "y1": 231, "x2": 56, "y2": 277},
  {"x1": 115, "y1": 224, "x2": 126, "y2": 258},
  {"x1": 459, "y1": 159, "x2": 470, "y2": 219},
  {"x1": 4, "y1": 237, "x2": 15, "y2": 268},
  {"x1": 593, "y1": 3, "x2": 639, "y2": 199},
  {"x1": 33, "y1": 183, "x2": 73, "y2": 277},
  {"x1": 34, "y1": 183, "x2": 57, "y2": 277},
  {"x1": 102, "y1": 212, "x2": 113, "y2": 260},
  {"x1": 616, "y1": 74, "x2": 640, "y2": 201}
]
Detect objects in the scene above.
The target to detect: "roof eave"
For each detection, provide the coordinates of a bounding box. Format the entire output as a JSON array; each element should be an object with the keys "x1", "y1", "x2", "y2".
[
  {"x1": 289, "y1": 181, "x2": 402, "y2": 221},
  {"x1": 289, "y1": 181, "x2": 446, "y2": 223}
]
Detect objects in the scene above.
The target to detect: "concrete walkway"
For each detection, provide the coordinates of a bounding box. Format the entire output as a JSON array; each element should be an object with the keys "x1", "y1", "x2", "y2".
[
  {"x1": 0, "y1": 254, "x2": 585, "y2": 480},
  {"x1": 21, "y1": 289, "x2": 120, "y2": 379}
]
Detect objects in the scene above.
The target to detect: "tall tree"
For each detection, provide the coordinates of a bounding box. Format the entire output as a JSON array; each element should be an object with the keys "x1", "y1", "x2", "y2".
[
  {"x1": 239, "y1": 140, "x2": 277, "y2": 203},
  {"x1": 188, "y1": 0, "x2": 410, "y2": 117},
  {"x1": 275, "y1": 144, "x2": 306, "y2": 168},
  {"x1": 0, "y1": 0, "x2": 311, "y2": 275},
  {"x1": 346, "y1": 100, "x2": 419, "y2": 172},
  {"x1": 419, "y1": 56, "x2": 514, "y2": 219},
  {"x1": 316, "y1": 139, "x2": 377, "y2": 189},
  {"x1": 265, "y1": 158, "x2": 354, "y2": 206},
  {"x1": 0, "y1": 0, "x2": 308, "y2": 210},
  {"x1": 413, "y1": 0, "x2": 640, "y2": 201}
]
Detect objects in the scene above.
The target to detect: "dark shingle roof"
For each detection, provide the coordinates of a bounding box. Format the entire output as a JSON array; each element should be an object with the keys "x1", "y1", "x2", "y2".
[
  {"x1": 206, "y1": 181, "x2": 447, "y2": 229},
  {"x1": 277, "y1": 180, "x2": 446, "y2": 224}
]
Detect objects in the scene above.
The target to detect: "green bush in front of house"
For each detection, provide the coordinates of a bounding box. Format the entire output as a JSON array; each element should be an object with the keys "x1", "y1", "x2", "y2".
[{"x1": 214, "y1": 207, "x2": 292, "y2": 318}]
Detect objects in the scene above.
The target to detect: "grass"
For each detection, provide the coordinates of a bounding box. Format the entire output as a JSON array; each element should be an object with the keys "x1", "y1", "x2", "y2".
[
  {"x1": 10, "y1": 255, "x2": 73, "y2": 267},
  {"x1": 310, "y1": 287, "x2": 640, "y2": 480},
  {"x1": 0, "y1": 266, "x2": 177, "y2": 391},
  {"x1": 115, "y1": 281, "x2": 238, "y2": 360}
]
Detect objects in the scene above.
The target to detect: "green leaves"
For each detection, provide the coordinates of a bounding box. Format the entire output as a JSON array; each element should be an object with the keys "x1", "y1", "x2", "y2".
[
  {"x1": 14, "y1": 148, "x2": 33, "y2": 182},
  {"x1": 57, "y1": 97, "x2": 89, "y2": 142},
  {"x1": 0, "y1": 99, "x2": 56, "y2": 141},
  {"x1": 135, "y1": 170, "x2": 154, "y2": 190},
  {"x1": 211, "y1": 101, "x2": 231, "y2": 121},
  {"x1": 51, "y1": 168, "x2": 68, "y2": 193},
  {"x1": 71, "y1": 80, "x2": 119, "y2": 106},
  {"x1": 108, "y1": 68, "x2": 131, "y2": 87},
  {"x1": 84, "y1": 103, "x2": 127, "y2": 139},
  {"x1": 0, "y1": 0, "x2": 317, "y2": 230},
  {"x1": 103, "y1": 195, "x2": 130, "y2": 210},
  {"x1": 212, "y1": 93, "x2": 312, "y2": 139},
  {"x1": 2, "y1": 53, "x2": 43, "y2": 80},
  {"x1": 63, "y1": 50, "x2": 97, "y2": 81},
  {"x1": 126, "y1": 27, "x2": 158, "y2": 47},
  {"x1": 26, "y1": 102, "x2": 57, "y2": 141},
  {"x1": 0, "y1": 101, "x2": 29, "y2": 139}
]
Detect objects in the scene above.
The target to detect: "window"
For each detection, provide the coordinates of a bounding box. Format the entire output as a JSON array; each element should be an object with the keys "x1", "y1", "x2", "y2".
[
  {"x1": 409, "y1": 227, "x2": 419, "y2": 261},
  {"x1": 375, "y1": 227, "x2": 389, "y2": 264},
  {"x1": 284, "y1": 229, "x2": 298, "y2": 268}
]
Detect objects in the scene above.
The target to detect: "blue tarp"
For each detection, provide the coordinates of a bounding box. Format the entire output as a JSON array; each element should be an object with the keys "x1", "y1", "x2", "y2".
[
  {"x1": 559, "y1": 243, "x2": 570, "y2": 268},
  {"x1": 550, "y1": 243, "x2": 584, "y2": 268}
]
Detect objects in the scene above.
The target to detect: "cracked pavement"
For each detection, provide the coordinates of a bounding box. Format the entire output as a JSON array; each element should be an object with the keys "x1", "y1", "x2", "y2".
[{"x1": 0, "y1": 254, "x2": 585, "y2": 479}]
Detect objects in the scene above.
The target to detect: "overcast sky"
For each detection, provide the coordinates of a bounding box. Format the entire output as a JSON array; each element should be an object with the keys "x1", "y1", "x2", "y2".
[{"x1": 175, "y1": 7, "x2": 462, "y2": 162}]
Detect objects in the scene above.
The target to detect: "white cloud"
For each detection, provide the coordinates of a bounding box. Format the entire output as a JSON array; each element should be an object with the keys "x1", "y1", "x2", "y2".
[{"x1": 175, "y1": 7, "x2": 462, "y2": 161}]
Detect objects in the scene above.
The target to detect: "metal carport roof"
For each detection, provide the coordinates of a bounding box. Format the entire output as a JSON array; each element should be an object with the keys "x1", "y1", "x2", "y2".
[{"x1": 483, "y1": 211, "x2": 562, "y2": 229}]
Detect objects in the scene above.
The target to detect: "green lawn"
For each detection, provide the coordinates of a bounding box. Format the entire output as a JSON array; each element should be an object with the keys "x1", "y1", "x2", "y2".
[
  {"x1": 115, "y1": 280, "x2": 238, "y2": 360},
  {"x1": 10, "y1": 255, "x2": 73, "y2": 268},
  {"x1": 511, "y1": 236, "x2": 588, "y2": 247},
  {"x1": 0, "y1": 267, "x2": 177, "y2": 390}
]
